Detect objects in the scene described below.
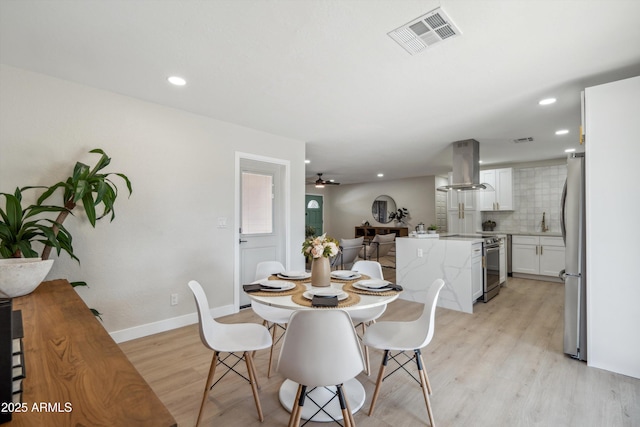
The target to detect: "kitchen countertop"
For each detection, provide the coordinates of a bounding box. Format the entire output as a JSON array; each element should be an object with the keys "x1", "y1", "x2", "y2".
[{"x1": 479, "y1": 230, "x2": 563, "y2": 237}]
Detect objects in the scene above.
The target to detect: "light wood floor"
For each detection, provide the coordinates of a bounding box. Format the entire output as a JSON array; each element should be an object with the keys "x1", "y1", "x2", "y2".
[{"x1": 120, "y1": 276, "x2": 640, "y2": 426}]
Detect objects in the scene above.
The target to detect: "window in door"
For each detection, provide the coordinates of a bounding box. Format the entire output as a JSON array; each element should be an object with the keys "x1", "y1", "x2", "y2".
[{"x1": 241, "y1": 172, "x2": 273, "y2": 234}]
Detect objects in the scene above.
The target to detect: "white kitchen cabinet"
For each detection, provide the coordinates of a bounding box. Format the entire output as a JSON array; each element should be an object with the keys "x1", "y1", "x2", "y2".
[
  {"x1": 479, "y1": 168, "x2": 514, "y2": 211},
  {"x1": 446, "y1": 172, "x2": 477, "y2": 211},
  {"x1": 447, "y1": 209, "x2": 479, "y2": 234},
  {"x1": 446, "y1": 172, "x2": 480, "y2": 233},
  {"x1": 512, "y1": 235, "x2": 565, "y2": 278},
  {"x1": 471, "y1": 242, "x2": 483, "y2": 301}
]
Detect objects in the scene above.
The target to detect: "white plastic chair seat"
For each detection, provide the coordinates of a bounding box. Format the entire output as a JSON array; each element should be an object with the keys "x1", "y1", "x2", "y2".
[
  {"x1": 362, "y1": 320, "x2": 424, "y2": 351},
  {"x1": 349, "y1": 306, "x2": 386, "y2": 325},
  {"x1": 212, "y1": 322, "x2": 273, "y2": 353},
  {"x1": 251, "y1": 301, "x2": 291, "y2": 325}
]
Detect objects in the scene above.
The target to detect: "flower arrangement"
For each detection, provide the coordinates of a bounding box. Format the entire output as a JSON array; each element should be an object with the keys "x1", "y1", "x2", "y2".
[{"x1": 302, "y1": 233, "x2": 339, "y2": 260}]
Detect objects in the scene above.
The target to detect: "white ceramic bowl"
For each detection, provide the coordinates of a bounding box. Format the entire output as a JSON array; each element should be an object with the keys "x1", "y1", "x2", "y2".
[{"x1": 0, "y1": 258, "x2": 54, "y2": 298}]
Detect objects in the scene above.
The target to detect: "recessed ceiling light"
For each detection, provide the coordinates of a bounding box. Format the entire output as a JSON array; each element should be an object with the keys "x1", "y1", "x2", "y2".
[
  {"x1": 167, "y1": 76, "x2": 186, "y2": 86},
  {"x1": 555, "y1": 129, "x2": 569, "y2": 135},
  {"x1": 478, "y1": 160, "x2": 483, "y2": 164},
  {"x1": 377, "y1": 173, "x2": 384, "y2": 177},
  {"x1": 565, "y1": 148, "x2": 576, "y2": 153},
  {"x1": 304, "y1": 159, "x2": 310, "y2": 164},
  {"x1": 539, "y1": 98, "x2": 556, "y2": 105}
]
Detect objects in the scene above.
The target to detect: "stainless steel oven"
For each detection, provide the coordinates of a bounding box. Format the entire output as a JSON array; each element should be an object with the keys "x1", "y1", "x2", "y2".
[{"x1": 483, "y1": 237, "x2": 501, "y2": 302}]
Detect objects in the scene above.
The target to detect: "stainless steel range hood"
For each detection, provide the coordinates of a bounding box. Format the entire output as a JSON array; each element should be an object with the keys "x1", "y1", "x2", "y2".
[{"x1": 437, "y1": 139, "x2": 493, "y2": 192}]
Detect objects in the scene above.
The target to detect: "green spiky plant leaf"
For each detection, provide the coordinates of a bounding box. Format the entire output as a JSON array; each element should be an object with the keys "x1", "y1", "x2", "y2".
[
  {"x1": 37, "y1": 149, "x2": 132, "y2": 260},
  {"x1": 0, "y1": 187, "x2": 76, "y2": 259}
]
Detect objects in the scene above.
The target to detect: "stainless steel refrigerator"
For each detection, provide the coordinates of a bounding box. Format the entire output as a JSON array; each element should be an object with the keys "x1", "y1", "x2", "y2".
[{"x1": 560, "y1": 152, "x2": 587, "y2": 361}]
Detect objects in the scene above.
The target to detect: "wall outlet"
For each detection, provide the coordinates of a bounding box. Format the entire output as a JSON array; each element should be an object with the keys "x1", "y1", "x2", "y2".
[
  {"x1": 170, "y1": 293, "x2": 178, "y2": 306},
  {"x1": 417, "y1": 248, "x2": 424, "y2": 257}
]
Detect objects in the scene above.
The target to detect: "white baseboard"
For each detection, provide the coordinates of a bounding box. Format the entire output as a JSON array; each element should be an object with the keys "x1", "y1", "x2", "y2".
[{"x1": 110, "y1": 304, "x2": 237, "y2": 343}]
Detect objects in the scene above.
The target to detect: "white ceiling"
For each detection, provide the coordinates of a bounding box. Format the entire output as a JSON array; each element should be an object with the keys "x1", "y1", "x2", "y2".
[{"x1": 1, "y1": 0, "x2": 639, "y2": 184}]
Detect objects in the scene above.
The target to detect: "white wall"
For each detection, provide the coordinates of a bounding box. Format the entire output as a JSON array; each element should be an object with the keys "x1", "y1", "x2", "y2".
[
  {"x1": 315, "y1": 176, "x2": 439, "y2": 240},
  {"x1": 0, "y1": 65, "x2": 306, "y2": 340},
  {"x1": 585, "y1": 75, "x2": 640, "y2": 379}
]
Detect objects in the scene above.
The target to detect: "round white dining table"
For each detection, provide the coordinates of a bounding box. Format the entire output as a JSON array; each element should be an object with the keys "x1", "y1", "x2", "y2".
[{"x1": 246, "y1": 277, "x2": 400, "y2": 423}]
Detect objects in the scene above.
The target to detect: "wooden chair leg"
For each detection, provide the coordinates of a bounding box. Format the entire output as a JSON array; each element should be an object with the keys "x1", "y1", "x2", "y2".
[
  {"x1": 267, "y1": 321, "x2": 278, "y2": 378},
  {"x1": 343, "y1": 387, "x2": 356, "y2": 427},
  {"x1": 361, "y1": 322, "x2": 370, "y2": 375},
  {"x1": 195, "y1": 352, "x2": 219, "y2": 427},
  {"x1": 418, "y1": 352, "x2": 433, "y2": 394},
  {"x1": 288, "y1": 384, "x2": 303, "y2": 427},
  {"x1": 368, "y1": 350, "x2": 389, "y2": 416},
  {"x1": 419, "y1": 370, "x2": 435, "y2": 426},
  {"x1": 415, "y1": 350, "x2": 435, "y2": 426},
  {"x1": 245, "y1": 352, "x2": 264, "y2": 422},
  {"x1": 336, "y1": 384, "x2": 353, "y2": 427},
  {"x1": 291, "y1": 384, "x2": 306, "y2": 427}
]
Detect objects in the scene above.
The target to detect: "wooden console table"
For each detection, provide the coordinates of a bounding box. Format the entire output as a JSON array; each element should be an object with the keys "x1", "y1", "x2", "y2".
[
  {"x1": 355, "y1": 226, "x2": 408, "y2": 242},
  {"x1": 6, "y1": 280, "x2": 176, "y2": 427}
]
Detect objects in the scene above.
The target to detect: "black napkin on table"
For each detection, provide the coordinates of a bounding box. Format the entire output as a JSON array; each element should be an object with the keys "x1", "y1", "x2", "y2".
[
  {"x1": 360, "y1": 282, "x2": 403, "y2": 291},
  {"x1": 311, "y1": 295, "x2": 339, "y2": 307},
  {"x1": 387, "y1": 283, "x2": 403, "y2": 291},
  {"x1": 242, "y1": 284, "x2": 263, "y2": 292}
]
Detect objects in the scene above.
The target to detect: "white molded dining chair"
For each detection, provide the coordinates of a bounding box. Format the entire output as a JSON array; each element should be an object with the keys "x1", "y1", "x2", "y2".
[
  {"x1": 277, "y1": 309, "x2": 365, "y2": 427},
  {"x1": 251, "y1": 260, "x2": 290, "y2": 377},
  {"x1": 350, "y1": 260, "x2": 387, "y2": 375},
  {"x1": 363, "y1": 278, "x2": 445, "y2": 426},
  {"x1": 188, "y1": 280, "x2": 272, "y2": 425},
  {"x1": 351, "y1": 260, "x2": 383, "y2": 279}
]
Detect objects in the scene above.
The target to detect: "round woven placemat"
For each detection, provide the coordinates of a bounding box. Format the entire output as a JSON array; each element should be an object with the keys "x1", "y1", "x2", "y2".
[
  {"x1": 291, "y1": 290, "x2": 361, "y2": 308},
  {"x1": 248, "y1": 282, "x2": 306, "y2": 297},
  {"x1": 342, "y1": 282, "x2": 400, "y2": 297}
]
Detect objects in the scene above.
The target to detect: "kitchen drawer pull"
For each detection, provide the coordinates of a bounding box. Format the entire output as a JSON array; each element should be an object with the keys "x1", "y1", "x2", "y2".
[
  {"x1": 536, "y1": 245, "x2": 538, "y2": 255},
  {"x1": 541, "y1": 246, "x2": 543, "y2": 255}
]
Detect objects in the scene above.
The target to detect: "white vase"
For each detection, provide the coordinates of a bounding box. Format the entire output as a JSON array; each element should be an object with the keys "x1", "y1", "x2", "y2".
[
  {"x1": 310, "y1": 257, "x2": 331, "y2": 287},
  {"x1": 0, "y1": 258, "x2": 54, "y2": 298}
]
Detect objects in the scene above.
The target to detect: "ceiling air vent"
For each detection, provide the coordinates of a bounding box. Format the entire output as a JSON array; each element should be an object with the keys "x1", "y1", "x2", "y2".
[
  {"x1": 513, "y1": 137, "x2": 535, "y2": 143},
  {"x1": 388, "y1": 7, "x2": 462, "y2": 55}
]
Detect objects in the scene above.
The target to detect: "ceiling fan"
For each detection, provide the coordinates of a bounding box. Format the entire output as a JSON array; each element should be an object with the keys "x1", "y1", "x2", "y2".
[{"x1": 312, "y1": 173, "x2": 340, "y2": 188}]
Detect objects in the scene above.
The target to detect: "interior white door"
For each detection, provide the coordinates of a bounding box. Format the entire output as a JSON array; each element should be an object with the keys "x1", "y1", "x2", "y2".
[{"x1": 238, "y1": 158, "x2": 286, "y2": 307}]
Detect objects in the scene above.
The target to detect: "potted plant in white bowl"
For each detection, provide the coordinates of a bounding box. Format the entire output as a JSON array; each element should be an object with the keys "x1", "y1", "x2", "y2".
[
  {"x1": 0, "y1": 187, "x2": 71, "y2": 297},
  {"x1": 0, "y1": 149, "x2": 131, "y2": 299}
]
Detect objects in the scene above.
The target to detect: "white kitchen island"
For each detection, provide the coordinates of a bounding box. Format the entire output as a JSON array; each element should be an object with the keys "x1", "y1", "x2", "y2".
[{"x1": 396, "y1": 235, "x2": 483, "y2": 314}]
